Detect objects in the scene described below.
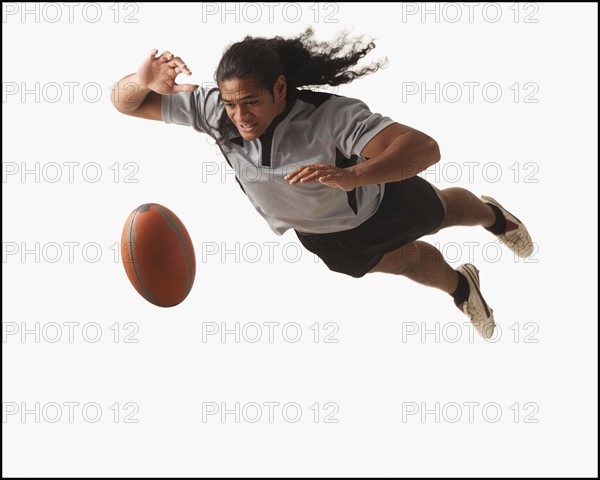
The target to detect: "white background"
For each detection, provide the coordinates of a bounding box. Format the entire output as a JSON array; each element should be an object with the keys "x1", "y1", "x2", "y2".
[{"x1": 3, "y1": 2, "x2": 597, "y2": 477}]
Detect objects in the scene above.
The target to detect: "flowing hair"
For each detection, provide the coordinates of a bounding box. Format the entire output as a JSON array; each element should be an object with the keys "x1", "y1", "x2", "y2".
[{"x1": 213, "y1": 27, "x2": 388, "y2": 144}]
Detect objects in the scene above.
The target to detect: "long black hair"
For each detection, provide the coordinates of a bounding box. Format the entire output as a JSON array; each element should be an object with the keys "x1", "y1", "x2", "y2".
[{"x1": 213, "y1": 27, "x2": 387, "y2": 143}]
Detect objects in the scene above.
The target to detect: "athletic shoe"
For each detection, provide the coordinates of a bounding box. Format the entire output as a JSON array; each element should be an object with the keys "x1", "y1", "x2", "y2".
[
  {"x1": 481, "y1": 195, "x2": 533, "y2": 258},
  {"x1": 455, "y1": 263, "x2": 495, "y2": 340}
]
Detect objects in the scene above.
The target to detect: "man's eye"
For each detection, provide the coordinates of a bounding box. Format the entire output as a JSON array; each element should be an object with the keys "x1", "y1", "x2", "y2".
[{"x1": 246, "y1": 101, "x2": 257, "y2": 106}]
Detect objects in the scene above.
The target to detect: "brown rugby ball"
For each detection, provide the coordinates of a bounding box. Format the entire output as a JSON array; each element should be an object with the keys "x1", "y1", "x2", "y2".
[{"x1": 121, "y1": 203, "x2": 196, "y2": 307}]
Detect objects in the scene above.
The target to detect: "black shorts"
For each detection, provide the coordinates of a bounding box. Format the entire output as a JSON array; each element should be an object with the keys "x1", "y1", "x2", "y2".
[{"x1": 295, "y1": 176, "x2": 445, "y2": 278}]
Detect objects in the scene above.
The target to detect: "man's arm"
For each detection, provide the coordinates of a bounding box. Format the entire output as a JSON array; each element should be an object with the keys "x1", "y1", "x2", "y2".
[
  {"x1": 285, "y1": 123, "x2": 440, "y2": 191},
  {"x1": 111, "y1": 73, "x2": 162, "y2": 121},
  {"x1": 351, "y1": 123, "x2": 440, "y2": 186}
]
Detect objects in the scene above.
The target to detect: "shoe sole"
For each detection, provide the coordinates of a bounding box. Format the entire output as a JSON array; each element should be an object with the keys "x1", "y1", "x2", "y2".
[{"x1": 458, "y1": 264, "x2": 495, "y2": 339}]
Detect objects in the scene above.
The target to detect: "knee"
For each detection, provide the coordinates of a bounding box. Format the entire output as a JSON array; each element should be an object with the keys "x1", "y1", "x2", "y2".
[{"x1": 429, "y1": 189, "x2": 454, "y2": 233}]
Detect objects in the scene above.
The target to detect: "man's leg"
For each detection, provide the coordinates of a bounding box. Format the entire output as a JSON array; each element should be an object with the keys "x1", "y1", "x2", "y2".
[
  {"x1": 368, "y1": 240, "x2": 458, "y2": 292},
  {"x1": 430, "y1": 187, "x2": 496, "y2": 232},
  {"x1": 368, "y1": 240, "x2": 495, "y2": 339},
  {"x1": 367, "y1": 186, "x2": 500, "y2": 287},
  {"x1": 431, "y1": 186, "x2": 534, "y2": 258},
  {"x1": 367, "y1": 186, "x2": 499, "y2": 339}
]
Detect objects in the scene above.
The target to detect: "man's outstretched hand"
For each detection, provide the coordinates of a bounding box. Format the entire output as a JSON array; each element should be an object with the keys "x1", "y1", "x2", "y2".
[
  {"x1": 285, "y1": 163, "x2": 360, "y2": 192},
  {"x1": 137, "y1": 49, "x2": 197, "y2": 95}
]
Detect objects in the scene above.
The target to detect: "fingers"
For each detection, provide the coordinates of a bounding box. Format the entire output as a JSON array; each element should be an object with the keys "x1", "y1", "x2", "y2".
[
  {"x1": 283, "y1": 163, "x2": 353, "y2": 191},
  {"x1": 285, "y1": 165, "x2": 315, "y2": 184},
  {"x1": 298, "y1": 170, "x2": 324, "y2": 184},
  {"x1": 147, "y1": 50, "x2": 172, "y2": 62},
  {"x1": 170, "y1": 57, "x2": 192, "y2": 75},
  {"x1": 159, "y1": 50, "x2": 173, "y2": 62},
  {"x1": 285, "y1": 163, "x2": 333, "y2": 185},
  {"x1": 151, "y1": 50, "x2": 192, "y2": 76}
]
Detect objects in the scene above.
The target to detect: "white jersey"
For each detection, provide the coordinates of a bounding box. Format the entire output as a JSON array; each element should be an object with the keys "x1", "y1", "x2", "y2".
[{"x1": 161, "y1": 86, "x2": 396, "y2": 235}]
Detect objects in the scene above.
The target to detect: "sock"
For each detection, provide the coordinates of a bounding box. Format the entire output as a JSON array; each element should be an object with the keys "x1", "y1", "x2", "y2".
[
  {"x1": 484, "y1": 203, "x2": 506, "y2": 235},
  {"x1": 451, "y1": 271, "x2": 470, "y2": 305}
]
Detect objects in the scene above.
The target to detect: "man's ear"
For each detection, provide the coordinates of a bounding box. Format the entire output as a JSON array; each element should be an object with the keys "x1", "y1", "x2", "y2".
[{"x1": 274, "y1": 74, "x2": 287, "y2": 101}]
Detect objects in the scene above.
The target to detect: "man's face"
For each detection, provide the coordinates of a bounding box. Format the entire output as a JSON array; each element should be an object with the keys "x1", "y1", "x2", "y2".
[{"x1": 219, "y1": 76, "x2": 286, "y2": 141}]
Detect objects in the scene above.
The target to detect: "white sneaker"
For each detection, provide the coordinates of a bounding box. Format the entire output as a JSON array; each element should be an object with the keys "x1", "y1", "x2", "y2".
[
  {"x1": 455, "y1": 264, "x2": 496, "y2": 340},
  {"x1": 481, "y1": 195, "x2": 534, "y2": 258}
]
